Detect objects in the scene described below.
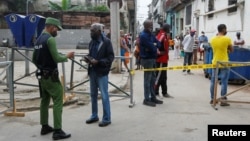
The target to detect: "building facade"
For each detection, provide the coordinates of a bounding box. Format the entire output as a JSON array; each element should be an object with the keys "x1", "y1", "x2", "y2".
[{"x1": 146, "y1": 0, "x2": 249, "y2": 46}]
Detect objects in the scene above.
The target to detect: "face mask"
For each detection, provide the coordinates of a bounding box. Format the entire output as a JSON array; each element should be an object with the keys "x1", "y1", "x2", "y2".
[
  {"x1": 150, "y1": 27, "x2": 153, "y2": 32},
  {"x1": 51, "y1": 31, "x2": 57, "y2": 37},
  {"x1": 91, "y1": 34, "x2": 99, "y2": 40},
  {"x1": 145, "y1": 27, "x2": 152, "y2": 32}
]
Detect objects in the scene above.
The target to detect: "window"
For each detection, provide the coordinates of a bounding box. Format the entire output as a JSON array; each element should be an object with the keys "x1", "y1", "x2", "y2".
[
  {"x1": 171, "y1": 14, "x2": 175, "y2": 30},
  {"x1": 185, "y1": 5, "x2": 192, "y2": 25},
  {"x1": 228, "y1": 0, "x2": 237, "y2": 13},
  {"x1": 176, "y1": 18, "x2": 179, "y2": 31},
  {"x1": 208, "y1": 0, "x2": 214, "y2": 18},
  {"x1": 180, "y1": 18, "x2": 184, "y2": 32}
]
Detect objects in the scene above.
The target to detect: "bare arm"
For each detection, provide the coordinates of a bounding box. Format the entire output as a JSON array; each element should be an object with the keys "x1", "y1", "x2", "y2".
[
  {"x1": 120, "y1": 38, "x2": 130, "y2": 52},
  {"x1": 228, "y1": 44, "x2": 233, "y2": 53},
  {"x1": 242, "y1": 40, "x2": 245, "y2": 45}
]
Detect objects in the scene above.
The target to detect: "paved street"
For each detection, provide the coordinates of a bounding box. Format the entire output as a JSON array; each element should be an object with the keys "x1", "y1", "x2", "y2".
[{"x1": 0, "y1": 50, "x2": 250, "y2": 141}]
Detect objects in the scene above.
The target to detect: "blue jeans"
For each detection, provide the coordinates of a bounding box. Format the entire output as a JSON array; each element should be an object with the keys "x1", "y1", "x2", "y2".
[
  {"x1": 141, "y1": 59, "x2": 156, "y2": 101},
  {"x1": 210, "y1": 68, "x2": 230, "y2": 99},
  {"x1": 120, "y1": 48, "x2": 125, "y2": 61},
  {"x1": 89, "y1": 71, "x2": 111, "y2": 123}
]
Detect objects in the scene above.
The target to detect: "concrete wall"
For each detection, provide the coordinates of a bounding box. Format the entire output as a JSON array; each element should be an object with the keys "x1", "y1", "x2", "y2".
[
  {"x1": 0, "y1": 29, "x2": 91, "y2": 49},
  {"x1": 33, "y1": 0, "x2": 108, "y2": 11}
]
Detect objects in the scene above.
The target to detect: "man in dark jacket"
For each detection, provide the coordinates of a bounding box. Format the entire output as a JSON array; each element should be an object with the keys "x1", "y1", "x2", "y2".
[
  {"x1": 140, "y1": 20, "x2": 163, "y2": 107},
  {"x1": 84, "y1": 23, "x2": 114, "y2": 127},
  {"x1": 155, "y1": 23, "x2": 173, "y2": 98}
]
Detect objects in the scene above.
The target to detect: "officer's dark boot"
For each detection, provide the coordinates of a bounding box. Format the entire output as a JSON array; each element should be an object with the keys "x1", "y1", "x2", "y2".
[
  {"x1": 52, "y1": 129, "x2": 71, "y2": 140},
  {"x1": 41, "y1": 124, "x2": 54, "y2": 135}
]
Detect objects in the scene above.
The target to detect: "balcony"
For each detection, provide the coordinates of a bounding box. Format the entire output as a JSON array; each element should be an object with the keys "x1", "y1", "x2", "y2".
[
  {"x1": 165, "y1": 0, "x2": 193, "y2": 12},
  {"x1": 165, "y1": 0, "x2": 192, "y2": 11}
]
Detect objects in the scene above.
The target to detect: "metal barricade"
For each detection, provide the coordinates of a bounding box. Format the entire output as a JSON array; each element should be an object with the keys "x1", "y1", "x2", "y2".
[
  {"x1": 1, "y1": 47, "x2": 135, "y2": 117},
  {"x1": 0, "y1": 61, "x2": 15, "y2": 115},
  {"x1": 211, "y1": 61, "x2": 250, "y2": 110},
  {"x1": 62, "y1": 53, "x2": 135, "y2": 108}
]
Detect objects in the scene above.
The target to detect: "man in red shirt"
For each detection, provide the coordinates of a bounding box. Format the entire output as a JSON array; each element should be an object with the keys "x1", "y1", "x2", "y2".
[{"x1": 155, "y1": 23, "x2": 173, "y2": 98}]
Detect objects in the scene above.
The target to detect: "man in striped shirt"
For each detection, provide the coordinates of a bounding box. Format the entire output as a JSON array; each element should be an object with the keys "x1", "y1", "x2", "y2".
[{"x1": 192, "y1": 35, "x2": 199, "y2": 64}]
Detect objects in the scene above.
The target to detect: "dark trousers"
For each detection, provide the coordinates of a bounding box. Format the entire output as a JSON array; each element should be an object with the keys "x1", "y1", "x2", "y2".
[
  {"x1": 183, "y1": 52, "x2": 193, "y2": 72},
  {"x1": 40, "y1": 77, "x2": 63, "y2": 129},
  {"x1": 155, "y1": 62, "x2": 168, "y2": 95}
]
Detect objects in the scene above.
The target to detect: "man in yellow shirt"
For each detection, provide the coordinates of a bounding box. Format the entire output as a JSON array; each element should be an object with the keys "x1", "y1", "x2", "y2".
[{"x1": 209, "y1": 24, "x2": 233, "y2": 106}]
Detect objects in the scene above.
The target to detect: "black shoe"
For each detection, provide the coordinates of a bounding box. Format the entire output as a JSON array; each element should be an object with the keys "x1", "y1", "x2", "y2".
[
  {"x1": 52, "y1": 129, "x2": 71, "y2": 140},
  {"x1": 86, "y1": 118, "x2": 99, "y2": 124},
  {"x1": 99, "y1": 122, "x2": 111, "y2": 127},
  {"x1": 143, "y1": 100, "x2": 156, "y2": 107},
  {"x1": 209, "y1": 100, "x2": 218, "y2": 104},
  {"x1": 151, "y1": 98, "x2": 163, "y2": 104},
  {"x1": 209, "y1": 100, "x2": 213, "y2": 104},
  {"x1": 220, "y1": 102, "x2": 230, "y2": 106},
  {"x1": 220, "y1": 97, "x2": 229, "y2": 106},
  {"x1": 183, "y1": 70, "x2": 186, "y2": 72},
  {"x1": 221, "y1": 96, "x2": 227, "y2": 100},
  {"x1": 41, "y1": 124, "x2": 54, "y2": 135},
  {"x1": 187, "y1": 70, "x2": 190, "y2": 73},
  {"x1": 163, "y1": 94, "x2": 173, "y2": 98}
]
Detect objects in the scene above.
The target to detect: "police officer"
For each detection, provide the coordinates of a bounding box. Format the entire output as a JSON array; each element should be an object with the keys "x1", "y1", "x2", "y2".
[{"x1": 32, "y1": 17, "x2": 74, "y2": 140}]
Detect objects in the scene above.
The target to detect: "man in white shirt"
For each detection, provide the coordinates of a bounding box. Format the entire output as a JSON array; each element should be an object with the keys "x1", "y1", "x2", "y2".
[
  {"x1": 198, "y1": 31, "x2": 208, "y2": 61},
  {"x1": 182, "y1": 29, "x2": 196, "y2": 73},
  {"x1": 234, "y1": 32, "x2": 245, "y2": 48}
]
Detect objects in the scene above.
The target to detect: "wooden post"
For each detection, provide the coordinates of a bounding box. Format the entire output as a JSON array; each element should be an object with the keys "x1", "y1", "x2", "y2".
[
  {"x1": 4, "y1": 99, "x2": 25, "y2": 117},
  {"x1": 61, "y1": 75, "x2": 75, "y2": 103}
]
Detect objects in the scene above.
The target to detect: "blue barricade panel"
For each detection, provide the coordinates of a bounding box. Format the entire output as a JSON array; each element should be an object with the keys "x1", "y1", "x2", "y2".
[
  {"x1": 206, "y1": 46, "x2": 250, "y2": 82},
  {"x1": 25, "y1": 14, "x2": 45, "y2": 48},
  {"x1": 5, "y1": 14, "x2": 25, "y2": 47},
  {"x1": 229, "y1": 47, "x2": 250, "y2": 80}
]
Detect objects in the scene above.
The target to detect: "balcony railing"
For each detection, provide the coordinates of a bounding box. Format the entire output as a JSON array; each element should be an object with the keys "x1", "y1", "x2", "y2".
[{"x1": 165, "y1": 0, "x2": 192, "y2": 9}]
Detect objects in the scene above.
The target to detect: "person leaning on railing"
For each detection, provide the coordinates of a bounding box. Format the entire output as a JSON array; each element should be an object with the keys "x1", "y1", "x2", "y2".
[{"x1": 234, "y1": 32, "x2": 245, "y2": 48}]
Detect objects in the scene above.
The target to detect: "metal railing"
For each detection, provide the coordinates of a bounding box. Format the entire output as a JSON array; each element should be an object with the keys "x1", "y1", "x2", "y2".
[
  {"x1": 0, "y1": 47, "x2": 135, "y2": 116},
  {"x1": 211, "y1": 61, "x2": 250, "y2": 110},
  {"x1": 0, "y1": 61, "x2": 14, "y2": 115}
]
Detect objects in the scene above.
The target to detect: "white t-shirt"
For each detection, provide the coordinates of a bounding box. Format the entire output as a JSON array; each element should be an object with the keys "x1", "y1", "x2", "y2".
[
  {"x1": 182, "y1": 35, "x2": 195, "y2": 52},
  {"x1": 234, "y1": 38, "x2": 244, "y2": 47},
  {"x1": 174, "y1": 38, "x2": 180, "y2": 47}
]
